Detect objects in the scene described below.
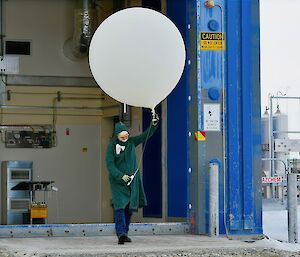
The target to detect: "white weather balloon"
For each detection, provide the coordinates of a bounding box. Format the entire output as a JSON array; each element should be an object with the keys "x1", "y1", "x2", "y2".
[{"x1": 89, "y1": 7, "x2": 186, "y2": 110}]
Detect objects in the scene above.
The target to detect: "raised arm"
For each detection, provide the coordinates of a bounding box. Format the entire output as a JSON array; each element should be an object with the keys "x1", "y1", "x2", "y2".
[
  {"x1": 131, "y1": 123, "x2": 158, "y2": 147},
  {"x1": 106, "y1": 143, "x2": 124, "y2": 181}
]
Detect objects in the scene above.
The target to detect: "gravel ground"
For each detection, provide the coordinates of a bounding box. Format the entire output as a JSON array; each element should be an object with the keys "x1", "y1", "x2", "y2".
[
  {"x1": 0, "y1": 235, "x2": 299, "y2": 257},
  {"x1": 0, "y1": 248, "x2": 299, "y2": 257}
]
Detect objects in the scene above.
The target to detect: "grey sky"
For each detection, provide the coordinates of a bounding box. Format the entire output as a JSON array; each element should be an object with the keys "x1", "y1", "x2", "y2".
[{"x1": 260, "y1": 0, "x2": 300, "y2": 134}]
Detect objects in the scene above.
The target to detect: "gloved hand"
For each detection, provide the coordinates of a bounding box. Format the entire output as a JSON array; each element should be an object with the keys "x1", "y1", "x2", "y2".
[
  {"x1": 152, "y1": 113, "x2": 159, "y2": 126},
  {"x1": 122, "y1": 174, "x2": 131, "y2": 183}
]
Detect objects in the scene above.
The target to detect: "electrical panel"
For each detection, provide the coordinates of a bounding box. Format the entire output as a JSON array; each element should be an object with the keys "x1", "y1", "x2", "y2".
[{"x1": 5, "y1": 131, "x2": 53, "y2": 148}]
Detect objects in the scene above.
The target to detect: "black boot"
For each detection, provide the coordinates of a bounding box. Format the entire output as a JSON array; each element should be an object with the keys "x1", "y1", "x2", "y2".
[
  {"x1": 124, "y1": 236, "x2": 132, "y2": 242},
  {"x1": 118, "y1": 235, "x2": 127, "y2": 245}
]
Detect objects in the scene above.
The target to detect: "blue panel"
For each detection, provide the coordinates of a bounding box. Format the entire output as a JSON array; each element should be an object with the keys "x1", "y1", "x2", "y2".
[
  {"x1": 167, "y1": 0, "x2": 188, "y2": 218},
  {"x1": 241, "y1": 0, "x2": 254, "y2": 230},
  {"x1": 226, "y1": 0, "x2": 243, "y2": 231},
  {"x1": 199, "y1": 4, "x2": 223, "y2": 90},
  {"x1": 143, "y1": 106, "x2": 162, "y2": 218},
  {"x1": 165, "y1": 0, "x2": 262, "y2": 235},
  {"x1": 241, "y1": 0, "x2": 262, "y2": 233},
  {"x1": 198, "y1": 0, "x2": 227, "y2": 234},
  {"x1": 196, "y1": 0, "x2": 202, "y2": 130},
  {"x1": 251, "y1": 0, "x2": 263, "y2": 235},
  {"x1": 186, "y1": 0, "x2": 197, "y2": 233},
  {"x1": 167, "y1": 81, "x2": 188, "y2": 217},
  {"x1": 226, "y1": 0, "x2": 262, "y2": 235},
  {"x1": 141, "y1": 0, "x2": 163, "y2": 219}
]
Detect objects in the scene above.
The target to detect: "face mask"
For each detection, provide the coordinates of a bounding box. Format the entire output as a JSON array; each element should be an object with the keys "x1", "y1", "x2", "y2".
[{"x1": 118, "y1": 131, "x2": 129, "y2": 142}]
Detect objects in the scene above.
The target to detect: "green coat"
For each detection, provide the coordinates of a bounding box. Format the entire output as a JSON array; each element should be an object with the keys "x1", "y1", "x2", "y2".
[{"x1": 105, "y1": 122, "x2": 158, "y2": 210}]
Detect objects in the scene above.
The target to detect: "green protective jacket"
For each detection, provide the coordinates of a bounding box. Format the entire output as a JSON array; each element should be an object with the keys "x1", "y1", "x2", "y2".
[{"x1": 105, "y1": 121, "x2": 158, "y2": 210}]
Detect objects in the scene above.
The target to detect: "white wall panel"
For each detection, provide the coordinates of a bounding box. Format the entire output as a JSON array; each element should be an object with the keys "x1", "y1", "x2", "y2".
[
  {"x1": 0, "y1": 124, "x2": 101, "y2": 224},
  {"x1": 5, "y1": 0, "x2": 93, "y2": 77}
]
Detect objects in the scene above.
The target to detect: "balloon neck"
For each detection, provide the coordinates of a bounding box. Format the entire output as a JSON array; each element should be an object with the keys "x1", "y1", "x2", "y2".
[{"x1": 151, "y1": 108, "x2": 156, "y2": 117}]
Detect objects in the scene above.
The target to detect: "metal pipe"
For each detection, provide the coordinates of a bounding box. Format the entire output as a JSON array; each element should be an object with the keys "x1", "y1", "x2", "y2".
[
  {"x1": 261, "y1": 158, "x2": 287, "y2": 174},
  {"x1": 209, "y1": 161, "x2": 219, "y2": 237},
  {"x1": 2, "y1": 95, "x2": 112, "y2": 110},
  {"x1": 1, "y1": 112, "x2": 105, "y2": 117},
  {"x1": 0, "y1": 125, "x2": 43, "y2": 129},
  {"x1": 287, "y1": 170, "x2": 298, "y2": 243},
  {"x1": 52, "y1": 98, "x2": 58, "y2": 146},
  {"x1": 6, "y1": 74, "x2": 98, "y2": 87},
  {"x1": 56, "y1": 97, "x2": 103, "y2": 100},
  {"x1": 272, "y1": 96, "x2": 300, "y2": 100},
  {"x1": 273, "y1": 131, "x2": 300, "y2": 134},
  {"x1": 0, "y1": 104, "x2": 119, "y2": 111},
  {"x1": 78, "y1": 0, "x2": 96, "y2": 9},
  {"x1": 269, "y1": 95, "x2": 275, "y2": 197},
  {"x1": 0, "y1": 0, "x2": 4, "y2": 58},
  {"x1": 73, "y1": 0, "x2": 97, "y2": 58},
  {"x1": 161, "y1": 100, "x2": 167, "y2": 220},
  {"x1": 64, "y1": 0, "x2": 97, "y2": 61},
  {"x1": 1, "y1": 91, "x2": 104, "y2": 97},
  {"x1": 161, "y1": 0, "x2": 167, "y2": 14}
]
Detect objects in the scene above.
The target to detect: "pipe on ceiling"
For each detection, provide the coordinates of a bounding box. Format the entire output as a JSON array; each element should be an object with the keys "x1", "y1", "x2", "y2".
[
  {"x1": 0, "y1": 0, "x2": 5, "y2": 59},
  {"x1": 64, "y1": 0, "x2": 98, "y2": 61}
]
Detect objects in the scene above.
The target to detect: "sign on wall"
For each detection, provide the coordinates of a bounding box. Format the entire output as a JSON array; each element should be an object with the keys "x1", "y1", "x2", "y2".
[
  {"x1": 262, "y1": 177, "x2": 283, "y2": 184},
  {"x1": 203, "y1": 104, "x2": 221, "y2": 131},
  {"x1": 200, "y1": 32, "x2": 226, "y2": 51}
]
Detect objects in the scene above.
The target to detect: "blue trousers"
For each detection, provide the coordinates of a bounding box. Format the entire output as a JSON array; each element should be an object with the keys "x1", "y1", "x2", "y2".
[{"x1": 114, "y1": 204, "x2": 133, "y2": 237}]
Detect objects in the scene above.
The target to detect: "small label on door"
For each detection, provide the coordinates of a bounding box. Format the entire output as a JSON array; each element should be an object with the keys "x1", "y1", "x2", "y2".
[{"x1": 203, "y1": 104, "x2": 221, "y2": 131}]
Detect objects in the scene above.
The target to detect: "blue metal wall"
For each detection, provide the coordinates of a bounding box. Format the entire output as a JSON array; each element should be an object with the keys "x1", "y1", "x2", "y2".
[
  {"x1": 143, "y1": 106, "x2": 162, "y2": 218},
  {"x1": 166, "y1": 0, "x2": 189, "y2": 218},
  {"x1": 167, "y1": 0, "x2": 262, "y2": 235},
  {"x1": 226, "y1": 0, "x2": 262, "y2": 235},
  {"x1": 197, "y1": 0, "x2": 226, "y2": 235},
  {"x1": 142, "y1": 0, "x2": 163, "y2": 219}
]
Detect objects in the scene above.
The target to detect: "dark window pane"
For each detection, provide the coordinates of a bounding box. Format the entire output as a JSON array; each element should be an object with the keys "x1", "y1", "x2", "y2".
[{"x1": 5, "y1": 41, "x2": 31, "y2": 55}]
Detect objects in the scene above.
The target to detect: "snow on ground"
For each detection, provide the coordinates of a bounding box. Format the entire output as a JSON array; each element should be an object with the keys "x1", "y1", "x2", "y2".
[
  {"x1": 263, "y1": 205, "x2": 288, "y2": 241},
  {"x1": 254, "y1": 237, "x2": 300, "y2": 252},
  {"x1": 263, "y1": 198, "x2": 300, "y2": 249}
]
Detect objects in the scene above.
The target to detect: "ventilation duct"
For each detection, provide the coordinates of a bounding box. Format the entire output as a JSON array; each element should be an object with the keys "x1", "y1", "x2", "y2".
[
  {"x1": 0, "y1": 0, "x2": 4, "y2": 58},
  {"x1": 64, "y1": 0, "x2": 97, "y2": 61}
]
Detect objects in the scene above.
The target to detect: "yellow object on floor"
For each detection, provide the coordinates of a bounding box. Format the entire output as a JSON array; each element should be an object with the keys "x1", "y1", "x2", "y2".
[{"x1": 30, "y1": 203, "x2": 48, "y2": 219}]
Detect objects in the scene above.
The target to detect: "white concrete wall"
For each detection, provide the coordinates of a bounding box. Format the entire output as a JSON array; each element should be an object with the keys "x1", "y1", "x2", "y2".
[
  {"x1": 5, "y1": 0, "x2": 92, "y2": 77},
  {"x1": 4, "y1": 0, "x2": 145, "y2": 78},
  {"x1": 0, "y1": 124, "x2": 101, "y2": 224}
]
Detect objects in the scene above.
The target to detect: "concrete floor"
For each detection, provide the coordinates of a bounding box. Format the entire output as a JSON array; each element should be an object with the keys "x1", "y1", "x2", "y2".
[{"x1": 0, "y1": 235, "x2": 298, "y2": 257}]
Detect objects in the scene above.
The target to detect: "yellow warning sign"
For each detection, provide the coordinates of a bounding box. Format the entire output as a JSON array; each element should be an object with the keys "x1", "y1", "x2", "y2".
[
  {"x1": 200, "y1": 32, "x2": 226, "y2": 50},
  {"x1": 195, "y1": 131, "x2": 206, "y2": 141}
]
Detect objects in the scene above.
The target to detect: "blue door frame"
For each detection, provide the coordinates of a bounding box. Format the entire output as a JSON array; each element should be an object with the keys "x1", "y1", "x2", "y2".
[{"x1": 166, "y1": 0, "x2": 262, "y2": 236}]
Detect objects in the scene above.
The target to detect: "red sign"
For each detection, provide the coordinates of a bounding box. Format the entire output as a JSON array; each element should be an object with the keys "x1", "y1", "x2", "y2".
[{"x1": 262, "y1": 177, "x2": 283, "y2": 184}]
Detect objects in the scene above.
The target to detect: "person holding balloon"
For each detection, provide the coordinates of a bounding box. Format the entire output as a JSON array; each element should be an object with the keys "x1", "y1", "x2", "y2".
[
  {"x1": 105, "y1": 112, "x2": 159, "y2": 244},
  {"x1": 89, "y1": 6, "x2": 185, "y2": 246}
]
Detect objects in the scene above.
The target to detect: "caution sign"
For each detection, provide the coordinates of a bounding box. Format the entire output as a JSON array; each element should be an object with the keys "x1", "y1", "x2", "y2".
[
  {"x1": 195, "y1": 131, "x2": 206, "y2": 141},
  {"x1": 200, "y1": 32, "x2": 226, "y2": 50}
]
